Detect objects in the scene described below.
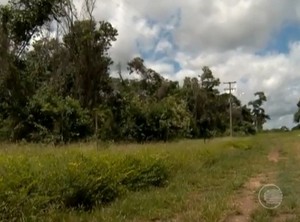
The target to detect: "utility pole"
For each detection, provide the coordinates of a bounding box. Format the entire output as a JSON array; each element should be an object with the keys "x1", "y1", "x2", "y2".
[{"x1": 224, "y1": 81, "x2": 236, "y2": 137}]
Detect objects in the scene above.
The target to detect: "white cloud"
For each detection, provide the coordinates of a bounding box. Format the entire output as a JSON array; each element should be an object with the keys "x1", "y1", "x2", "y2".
[
  {"x1": 155, "y1": 40, "x2": 173, "y2": 54},
  {"x1": 169, "y1": 43, "x2": 300, "y2": 129},
  {"x1": 145, "y1": 60, "x2": 175, "y2": 79},
  {"x1": 2, "y1": 0, "x2": 300, "y2": 129},
  {"x1": 98, "y1": 0, "x2": 300, "y2": 129},
  {"x1": 174, "y1": 0, "x2": 300, "y2": 53}
]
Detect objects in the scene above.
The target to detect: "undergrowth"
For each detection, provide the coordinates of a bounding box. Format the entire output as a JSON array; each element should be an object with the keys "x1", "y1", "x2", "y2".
[{"x1": 0, "y1": 151, "x2": 170, "y2": 221}]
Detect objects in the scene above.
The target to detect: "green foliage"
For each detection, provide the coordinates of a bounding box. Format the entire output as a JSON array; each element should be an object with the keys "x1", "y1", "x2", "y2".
[
  {"x1": 200, "y1": 66, "x2": 220, "y2": 91},
  {"x1": 292, "y1": 124, "x2": 300, "y2": 131},
  {"x1": 0, "y1": 152, "x2": 169, "y2": 220},
  {"x1": 0, "y1": 87, "x2": 93, "y2": 143},
  {"x1": 118, "y1": 155, "x2": 169, "y2": 191},
  {"x1": 0, "y1": 0, "x2": 66, "y2": 55},
  {"x1": 294, "y1": 100, "x2": 300, "y2": 124},
  {"x1": 0, "y1": 0, "x2": 269, "y2": 143},
  {"x1": 248, "y1": 91, "x2": 270, "y2": 131},
  {"x1": 63, "y1": 19, "x2": 118, "y2": 109},
  {"x1": 144, "y1": 96, "x2": 191, "y2": 141},
  {"x1": 27, "y1": 88, "x2": 93, "y2": 143},
  {"x1": 199, "y1": 149, "x2": 222, "y2": 167}
]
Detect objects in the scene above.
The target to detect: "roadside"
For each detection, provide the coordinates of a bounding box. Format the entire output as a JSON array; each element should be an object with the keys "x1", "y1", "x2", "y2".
[
  {"x1": 251, "y1": 139, "x2": 299, "y2": 221},
  {"x1": 5, "y1": 133, "x2": 298, "y2": 221},
  {"x1": 223, "y1": 148, "x2": 279, "y2": 222}
]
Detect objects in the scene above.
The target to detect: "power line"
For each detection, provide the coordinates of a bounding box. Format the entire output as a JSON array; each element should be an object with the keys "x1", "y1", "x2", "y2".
[{"x1": 224, "y1": 81, "x2": 236, "y2": 137}]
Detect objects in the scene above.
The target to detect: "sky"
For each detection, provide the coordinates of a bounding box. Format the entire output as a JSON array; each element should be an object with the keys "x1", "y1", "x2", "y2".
[{"x1": 2, "y1": 0, "x2": 300, "y2": 129}]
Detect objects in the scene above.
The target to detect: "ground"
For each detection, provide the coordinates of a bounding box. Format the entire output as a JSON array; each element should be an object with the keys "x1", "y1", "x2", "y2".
[{"x1": 1, "y1": 132, "x2": 300, "y2": 221}]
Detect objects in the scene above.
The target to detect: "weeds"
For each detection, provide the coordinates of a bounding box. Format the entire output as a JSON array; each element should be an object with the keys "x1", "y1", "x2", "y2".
[
  {"x1": 0, "y1": 151, "x2": 169, "y2": 221},
  {"x1": 0, "y1": 133, "x2": 287, "y2": 221}
]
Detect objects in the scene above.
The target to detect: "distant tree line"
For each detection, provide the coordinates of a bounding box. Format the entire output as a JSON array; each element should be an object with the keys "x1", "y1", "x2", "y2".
[{"x1": 0, "y1": 0, "x2": 270, "y2": 143}]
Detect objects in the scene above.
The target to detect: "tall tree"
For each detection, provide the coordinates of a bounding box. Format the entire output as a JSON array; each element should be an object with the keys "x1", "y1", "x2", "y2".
[
  {"x1": 0, "y1": 0, "x2": 66, "y2": 56},
  {"x1": 127, "y1": 57, "x2": 164, "y2": 99},
  {"x1": 63, "y1": 19, "x2": 118, "y2": 109},
  {"x1": 248, "y1": 91, "x2": 270, "y2": 131},
  {"x1": 0, "y1": 1, "x2": 267, "y2": 143},
  {"x1": 293, "y1": 100, "x2": 300, "y2": 124},
  {"x1": 181, "y1": 67, "x2": 222, "y2": 140},
  {"x1": 0, "y1": 0, "x2": 68, "y2": 140},
  {"x1": 200, "y1": 66, "x2": 220, "y2": 92}
]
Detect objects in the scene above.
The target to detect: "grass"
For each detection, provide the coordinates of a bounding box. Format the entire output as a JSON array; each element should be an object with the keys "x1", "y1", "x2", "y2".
[
  {"x1": 252, "y1": 132, "x2": 300, "y2": 221},
  {"x1": 1, "y1": 132, "x2": 300, "y2": 221}
]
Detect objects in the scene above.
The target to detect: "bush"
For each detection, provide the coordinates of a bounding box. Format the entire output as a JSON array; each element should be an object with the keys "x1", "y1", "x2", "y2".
[
  {"x1": 118, "y1": 156, "x2": 169, "y2": 191},
  {"x1": 0, "y1": 152, "x2": 170, "y2": 220},
  {"x1": 27, "y1": 88, "x2": 93, "y2": 143},
  {"x1": 199, "y1": 149, "x2": 222, "y2": 167}
]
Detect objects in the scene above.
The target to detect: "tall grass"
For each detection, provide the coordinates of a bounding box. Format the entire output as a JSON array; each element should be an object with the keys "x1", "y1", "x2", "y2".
[
  {"x1": 0, "y1": 149, "x2": 170, "y2": 221},
  {"x1": 0, "y1": 135, "x2": 276, "y2": 221}
]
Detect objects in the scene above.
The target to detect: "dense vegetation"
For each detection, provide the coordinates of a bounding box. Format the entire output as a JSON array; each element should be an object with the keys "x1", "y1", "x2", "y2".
[
  {"x1": 2, "y1": 2, "x2": 300, "y2": 221},
  {"x1": 0, "y1": 0, "x2": 271, "y2": 144},
  {"x1": 2, "y1": 132, "x2": 298, "y2": 221},
  {"x1": 0, "y1": 136, "x2": 266, "y2": 221},
  {"x1": 0, "y1": 147, "x2": 170, "y2": 221}
]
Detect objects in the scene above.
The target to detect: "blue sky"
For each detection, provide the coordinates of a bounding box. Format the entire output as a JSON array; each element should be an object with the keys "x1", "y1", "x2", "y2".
[
  {"x1": 0, "y1": 0, "x2": 299, "y2": 128},
  {"x1": 19, "y1": 0, "x2": 300, "y2": 129},
  {"x1": 258, "y1": 22, "x2": 300, "y2": 55}
]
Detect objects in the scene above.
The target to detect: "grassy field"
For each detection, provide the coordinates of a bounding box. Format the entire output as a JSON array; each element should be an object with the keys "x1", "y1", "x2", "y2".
[{"x1": 0, "y1": 132, "x2": 300, "y2": 221}]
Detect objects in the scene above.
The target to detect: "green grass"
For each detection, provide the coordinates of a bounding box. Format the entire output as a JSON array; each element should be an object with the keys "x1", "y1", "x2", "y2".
[
  {"x1": 252, "y1": 132, "x2": 300, "y2": 221},
  {"x1": 1, "y1": 132, "x2": 299, "y2": 221}
]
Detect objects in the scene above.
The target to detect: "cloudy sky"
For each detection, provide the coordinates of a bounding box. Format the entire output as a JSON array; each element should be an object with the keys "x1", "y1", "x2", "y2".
[
  {"x1": 2, "y1": 0, "x2": 300, "y2": 129},
  {"x1": 87, "y1": 0, "x2": 300, "y2": 129}
]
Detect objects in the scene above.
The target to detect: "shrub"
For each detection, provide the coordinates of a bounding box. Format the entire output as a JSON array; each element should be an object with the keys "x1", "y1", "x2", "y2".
[
  {"x1": 118, "y1": 156, "x2": 169, "y2": 191},
  {"x1": 0, "y1": 152, "x2": 170, "y2": 220},
  {"x1": 199, "y1": 149, "x2": 221, "y2": 167},
  {"x1": 27, "y1": 88, "x2": 93, "y2": 143}
]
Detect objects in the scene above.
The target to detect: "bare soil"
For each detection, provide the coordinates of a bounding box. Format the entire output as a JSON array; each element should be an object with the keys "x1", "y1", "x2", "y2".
[
  {"x1": 223, "y1": 174, "x2": 265, "y2": 222},
  {"x1": 268, "y1": 149, "x2": 280, "y2": 163},
  {"x1": 223, "y1": 149, "x2": 282, "y2": 222}
]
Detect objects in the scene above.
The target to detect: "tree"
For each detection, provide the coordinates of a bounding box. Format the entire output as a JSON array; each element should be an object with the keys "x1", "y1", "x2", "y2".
[
  {"x1": 294, "y1": 100, "x2": 300, "y2": 123},
  {"x1": 0, "y1": 0, "x2": 66, "y2": 56},
  {"x1": 292, "y1": 100, "x2": 300, "y2": 131},
  {"x1": 248, "y1": 91, "x2": 270, "y2": 131},
  {"x1": 0, "y1": 0, "x2": 68, "y2": 141},
  {"x1": 62, "y1": 19, "x2": 118, "y2": 109},
  {"x1": 181, "y1": 67, "x2": 223, "y2": 141},
  {"x1": 127, "y1": 57, "x2": 164, "y2": 99},
  {"x1": 0, "y1": 0, "x2": 267, "y2": 143},
  {"x1": 200, "y1": 66, "x2": 220, "y2": 92}
]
